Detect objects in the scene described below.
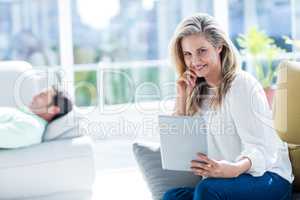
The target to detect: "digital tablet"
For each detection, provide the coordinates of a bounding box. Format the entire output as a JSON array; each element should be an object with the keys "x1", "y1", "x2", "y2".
[{"x1": 159, "y1": 115, "x2": 208, "y2": 171}]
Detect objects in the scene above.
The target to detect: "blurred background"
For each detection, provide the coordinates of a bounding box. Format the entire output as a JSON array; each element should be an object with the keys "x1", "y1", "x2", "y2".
[{"x1": 1, "y1": 0, "x2": 299, "y2": 107}]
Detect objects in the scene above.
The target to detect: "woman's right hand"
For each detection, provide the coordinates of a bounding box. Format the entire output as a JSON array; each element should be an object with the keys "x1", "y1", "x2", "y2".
[
  {"x1": 174, "y1": 69, "x2": 198, "y2": 115},
  {"x1": 176, "y1": 69, "x2": 198, "y2": 97}
]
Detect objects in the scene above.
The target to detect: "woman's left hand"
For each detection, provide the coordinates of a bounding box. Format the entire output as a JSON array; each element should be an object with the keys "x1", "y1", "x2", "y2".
[{"x1": 191, "y1": 153, "x2": 240, "y2": 178}]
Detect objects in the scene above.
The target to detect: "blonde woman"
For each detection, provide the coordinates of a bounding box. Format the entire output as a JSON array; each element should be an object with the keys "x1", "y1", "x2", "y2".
[{"x1": 163, "y1": 13, "x2": 293, "y2": 200}]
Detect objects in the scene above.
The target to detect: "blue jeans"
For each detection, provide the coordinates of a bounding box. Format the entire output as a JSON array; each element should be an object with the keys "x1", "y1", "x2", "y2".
[{"x1": 163, "y1": 172, "x2": 292, "y2": 200}]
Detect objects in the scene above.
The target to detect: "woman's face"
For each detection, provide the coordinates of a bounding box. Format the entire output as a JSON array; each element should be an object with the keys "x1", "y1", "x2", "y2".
[{"x1": 181, "y1": 34, "x2": 222, "y2": 81}]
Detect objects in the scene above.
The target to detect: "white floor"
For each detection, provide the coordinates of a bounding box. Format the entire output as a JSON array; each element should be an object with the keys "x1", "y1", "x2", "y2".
[
  {"x1": 92, "y1": 168, "x2": 152, "y2": 200},
  {"x1": 92, "y1": 139, "x2": 154, "y2": 200},
  {"x1": 84, "y1": 101, "x2": 172, "y2": 199}
]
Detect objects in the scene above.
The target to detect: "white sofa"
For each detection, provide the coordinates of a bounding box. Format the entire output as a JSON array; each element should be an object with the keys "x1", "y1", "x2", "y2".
[{"x1": 0, "y1": 61, "x2": 95, "y2": 200}]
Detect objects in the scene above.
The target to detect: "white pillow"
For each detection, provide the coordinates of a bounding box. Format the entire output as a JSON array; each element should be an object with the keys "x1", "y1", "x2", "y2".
[{"x1": 42, "y1": 111, "x2": 83, "y2": 141}]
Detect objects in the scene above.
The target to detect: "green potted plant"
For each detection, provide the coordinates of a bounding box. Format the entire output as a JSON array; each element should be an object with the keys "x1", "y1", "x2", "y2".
[
  {"x1": 237, "y1": 27, "x2": 285, "y2": 108},
  {"x1": 283, "y1": 36, "x2": 300, "y2": 52},
  {"x1": 284, "y1": 36, "x2": 300, "y2": 47}
]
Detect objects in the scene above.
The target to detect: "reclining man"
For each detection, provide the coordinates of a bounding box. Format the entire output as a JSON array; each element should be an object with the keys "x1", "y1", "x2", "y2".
[{"x1": 0, "y1": 86, "x2": 72, "y2": 148}]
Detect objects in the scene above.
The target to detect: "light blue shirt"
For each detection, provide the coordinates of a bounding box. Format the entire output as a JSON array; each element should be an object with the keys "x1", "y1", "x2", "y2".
[{"x1": 0, "y1": 107, "x2": 47, "y2": 148}]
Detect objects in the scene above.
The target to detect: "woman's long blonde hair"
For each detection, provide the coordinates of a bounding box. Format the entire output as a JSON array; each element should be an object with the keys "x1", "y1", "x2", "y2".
[{"x1": 169, "y1": 13, "x2": 239, "y2": 115}]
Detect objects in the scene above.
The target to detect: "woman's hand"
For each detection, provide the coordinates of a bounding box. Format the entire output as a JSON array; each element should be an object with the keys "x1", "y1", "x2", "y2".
[
  {"x1": 174, "y1": 69, "x2": 198, "y2": 115},
  {"x1": 176, "y1": 69, "x2": 197, "y2": 97},
  {"x1": 190, "y1": 153, "x2": 241, "y2": 178}
]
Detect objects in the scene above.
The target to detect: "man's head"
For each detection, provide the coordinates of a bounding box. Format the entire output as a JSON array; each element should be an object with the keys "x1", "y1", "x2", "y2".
[{"x1": 29, "y1": 86, "x2": 73, "y2": 122}]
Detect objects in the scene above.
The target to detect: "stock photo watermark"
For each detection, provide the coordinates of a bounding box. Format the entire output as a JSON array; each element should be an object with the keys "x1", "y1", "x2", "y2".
[{"x1": 10, "y1": 67, "x2": 289, "y2": 139}]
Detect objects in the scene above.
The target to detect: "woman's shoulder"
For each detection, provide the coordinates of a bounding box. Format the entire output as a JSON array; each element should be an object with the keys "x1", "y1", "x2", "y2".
[
  {"x1": 228, "y1": 70, "x2": 263, "y2": 98},
  {"x1": 233, "y1": 70, "x2": 258, "y2": 84}
]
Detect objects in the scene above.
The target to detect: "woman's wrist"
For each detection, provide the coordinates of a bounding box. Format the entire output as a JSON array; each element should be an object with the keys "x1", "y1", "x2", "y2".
[
  {"x1": 173, "y1": 104, "x2": 185, "y2": 115},
  {"x1": 174, "y1": 96, "x2": 186, "y2": 115},
  {"x1": 233, "y1": 157, "x2": 252, "y2": 177}
]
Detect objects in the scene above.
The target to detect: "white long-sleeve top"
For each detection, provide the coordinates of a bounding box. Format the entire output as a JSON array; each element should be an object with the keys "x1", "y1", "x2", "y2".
[{"x1": 198, "y1": 70, "x2": 294, "y2": 183}]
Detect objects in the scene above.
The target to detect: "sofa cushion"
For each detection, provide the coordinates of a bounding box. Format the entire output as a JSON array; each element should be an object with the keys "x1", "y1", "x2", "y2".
[
  {"x1": 0, "y1": 61, "x2": 37, "y2": 107},
  {"x1": 132, "y1": 142, "x2": 201, "y2": 200},
  {"x1": 288, "y1": 144, "x2": 300, "y2": 192}
]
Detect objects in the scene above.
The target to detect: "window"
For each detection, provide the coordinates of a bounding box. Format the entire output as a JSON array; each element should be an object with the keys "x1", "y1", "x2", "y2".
[
  {"x1": 2, "y1": 0, "x2": 297, "y2": 108},
  {"x1": 229, "y1": 0, "x2": 292, "y2": 50},
  {"x1": 0, "y1": 0, "x2": 60, "y2": 66},
  {"x1": 72, "y1": 0, "x2": 213, "y2": 106},
  {"x1": 75, "y1": 70, "x2": 98, "y2": 106}
]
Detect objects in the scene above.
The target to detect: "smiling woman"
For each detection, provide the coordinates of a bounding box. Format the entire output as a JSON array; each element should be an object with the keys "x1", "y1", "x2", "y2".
[
  {"x1": 181, "y1": 34, "x2": 223, "y2": 86},
  {"x1": 163, "y1": 13, "x2": 294, "y2": 200},
  {"x1": 169, "y1": 13, "x2": 238, "y2": 116}
]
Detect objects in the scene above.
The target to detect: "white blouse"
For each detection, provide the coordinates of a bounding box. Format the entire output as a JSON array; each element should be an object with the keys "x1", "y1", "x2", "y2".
[{"x1": 198, "y1": 70, "x2": 294, "y2": 183}]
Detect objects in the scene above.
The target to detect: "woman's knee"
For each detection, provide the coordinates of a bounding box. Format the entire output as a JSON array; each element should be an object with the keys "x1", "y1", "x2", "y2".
[
  {"x1": 162, "y1": 188, "x2": 181, "y2": 200},
  {"x1": 162, "y1": 187, "x2": 194, "y2": 200},
  {"x1": 162, "y1": 188, "x2": 175, "y2": 200},
  {"x1": 194, "y1": 178, "x2": 223, "y2": 199}
]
